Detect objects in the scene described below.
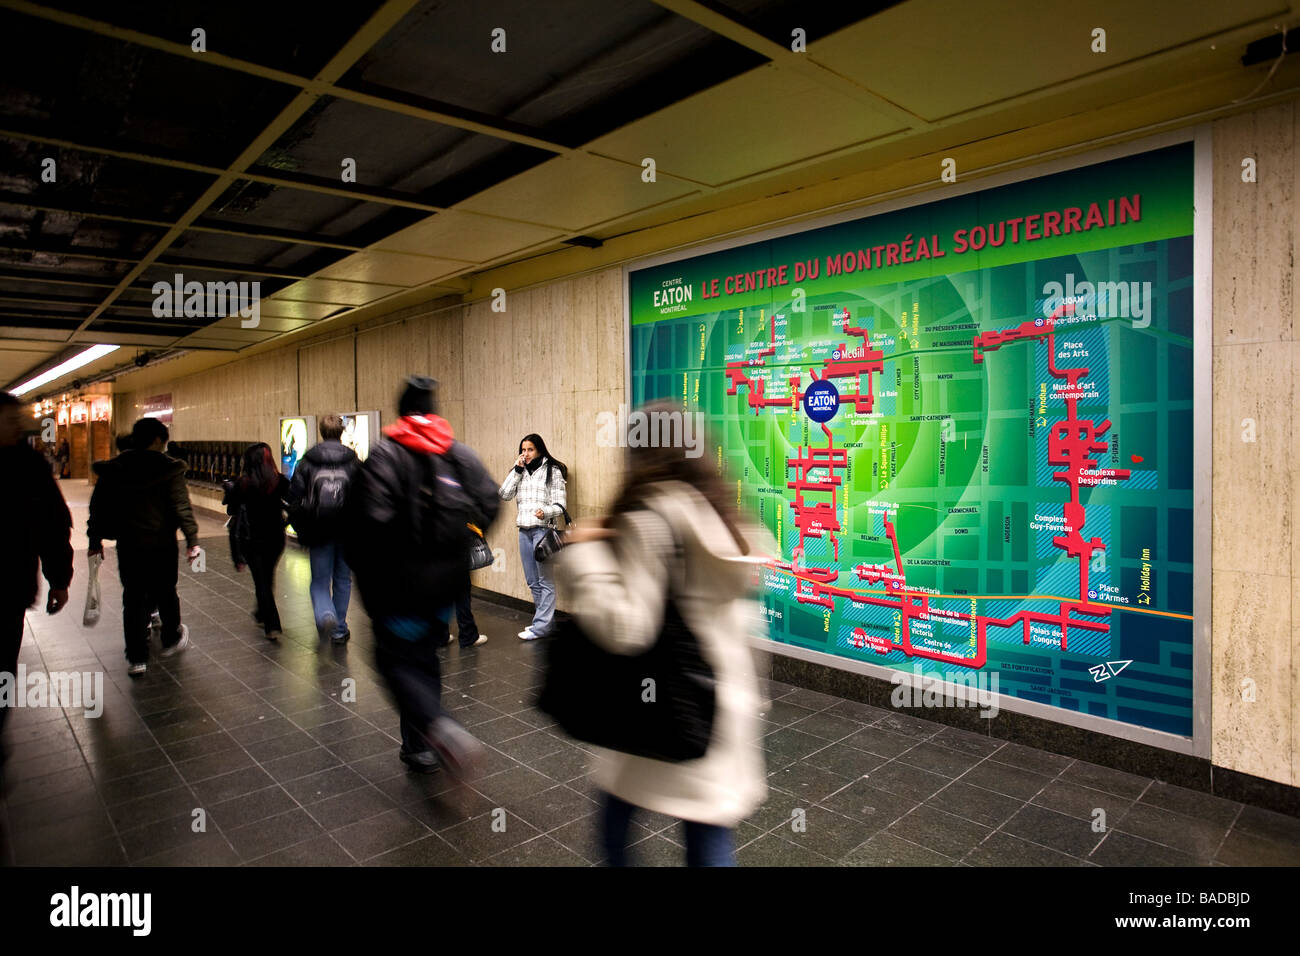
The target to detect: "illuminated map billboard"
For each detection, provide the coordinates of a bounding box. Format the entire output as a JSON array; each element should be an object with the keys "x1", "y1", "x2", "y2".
[{"x1": 628, "y1": 140, "x2": 1202, "y2": 740}]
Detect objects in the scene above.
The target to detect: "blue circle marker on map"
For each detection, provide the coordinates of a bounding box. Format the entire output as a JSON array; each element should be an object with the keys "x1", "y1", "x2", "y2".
[{"x1": 804, "y1": 379, "x2": 840, "y2": 423}]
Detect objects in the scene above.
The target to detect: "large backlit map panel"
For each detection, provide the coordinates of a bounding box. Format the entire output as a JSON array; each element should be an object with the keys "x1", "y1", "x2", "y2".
[{"x1": 629, "y1": 143, "x2": 1195, "y2": 736}]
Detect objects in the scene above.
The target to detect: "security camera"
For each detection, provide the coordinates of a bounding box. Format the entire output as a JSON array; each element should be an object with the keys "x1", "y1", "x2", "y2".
[{"x1": 134, "y1": 352, "x2": 152, "y2": 368}]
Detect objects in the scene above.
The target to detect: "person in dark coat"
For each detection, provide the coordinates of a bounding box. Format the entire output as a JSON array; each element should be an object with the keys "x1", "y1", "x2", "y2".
[
  {"x1": 287, "y1": 415, "x2": 360, "y2": 643},
  {"x1": 347, "y1": 376, "x2": 499, "y2": 776},
  {"x1": 223, "y1": 443, "x2": 290, "y2": 640},
  {"x1": 0, "y1": 391, "x2": 72, "y2": 770},
  {"x1": 89, "y1": 416, "x2": 200, "y2": 676}
]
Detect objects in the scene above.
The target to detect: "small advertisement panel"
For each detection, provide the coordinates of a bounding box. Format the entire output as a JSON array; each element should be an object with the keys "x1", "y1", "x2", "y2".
[
  {"x1": 339, "y1": 411, "x2": 380, "y2": 461},
  {"x1": 278, "y1": 416, "x2": 315, "y2": 481}
]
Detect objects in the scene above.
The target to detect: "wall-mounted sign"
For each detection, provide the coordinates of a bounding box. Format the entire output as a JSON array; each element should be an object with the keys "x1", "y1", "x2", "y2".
[
  {"x1": 142, "y1": 394, "x2": 173, "y2": 425},
  {"x1": 628, "y1": 139, "x2": 1203, "y2": 745},
  {"x1": 278, "y1": 416, "x2": 315, "y2": 481},
  {"x1": 69, "y1": 403, "x2": 87, "y2": 424},
  {"x1": 339, "y1": 411, "x2": 380, "y2": 462}
]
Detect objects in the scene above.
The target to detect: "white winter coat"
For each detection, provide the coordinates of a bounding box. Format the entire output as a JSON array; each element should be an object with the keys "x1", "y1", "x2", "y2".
[{"x1": 553, "y1": 480, "x2": 775, "y2": 827}]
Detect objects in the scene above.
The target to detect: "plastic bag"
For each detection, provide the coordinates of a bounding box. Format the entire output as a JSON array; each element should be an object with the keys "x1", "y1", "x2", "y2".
[{"x1": 82, "y1": 552, "x2": 102, "y2": 626}]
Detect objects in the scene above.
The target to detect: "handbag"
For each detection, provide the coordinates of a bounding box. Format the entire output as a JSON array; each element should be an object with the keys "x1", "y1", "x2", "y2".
[
  {"x1": 466, "y1": 523, "x2": 494, "y2": 571},
  {"x1": 535, "y1": 534, "x2": 716, "y2": 762},
  {"x1": 82, "y1": 552, "x2": 102, "y2": 627},
  {"x1": 532, "y1": 506, "x2": 572, "y2": 563}
]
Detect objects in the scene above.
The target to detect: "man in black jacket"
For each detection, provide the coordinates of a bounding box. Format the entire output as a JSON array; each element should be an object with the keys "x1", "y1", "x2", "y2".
[
  {"x1": 89, "y1": 416, "x2": 201, "y2": 676},
  {"x1": 0, "y1": 391, "x2": 72, "y2": 770},
  {"x1": 288, "y1": 414, "x2": 360, "y2": 643},
  {"x1": 349, "y1": 376, "x2": 499, "y2": 776}
]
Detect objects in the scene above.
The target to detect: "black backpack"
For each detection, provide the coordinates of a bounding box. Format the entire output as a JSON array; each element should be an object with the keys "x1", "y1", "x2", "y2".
[
  {"x1": 303, "y1": 461, "x2": 351, "y2": 524},
  {"x1": 346, "y1": 443, "x2": 477, "y2": 618}
]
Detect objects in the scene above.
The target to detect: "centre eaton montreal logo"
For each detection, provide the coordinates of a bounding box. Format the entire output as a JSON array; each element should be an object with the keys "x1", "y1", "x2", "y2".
[{"x1": 803, "y1": 378, "x2": 840, "y2": 423}]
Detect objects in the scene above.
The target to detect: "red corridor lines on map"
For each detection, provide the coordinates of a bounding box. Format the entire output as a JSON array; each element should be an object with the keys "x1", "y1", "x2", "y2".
[{"x1": 725, "y1": 303, "x2": 1132, "y2": 669}]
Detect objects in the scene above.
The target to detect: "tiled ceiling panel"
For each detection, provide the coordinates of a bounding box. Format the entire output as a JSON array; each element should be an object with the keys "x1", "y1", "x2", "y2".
[
  {"x1": 342, "y1": 0, "x2": 766, "y2": 144},
  {"x1": 0, "y1": 143, "x2": 215, "y2": 223},
  {"x1": 24, "y1": 0, "x2": 388, "y2": 76},
  {"x1": 272, "y1": 278, "x2": 405, "y2": 306},
  {"x1": 0, "y1": 12, "x2": 297, "y2": 167},
  {"x1": 200, "y1": 180, "x2": 400, "y2": 242},
  {"x1": 456, "y1": 152, "x2": 698, "y2": 232},
  {"x1": 814, "y1": 0, "x2": 1285, "y2": 120},
  {"x1": 588, "y1": 63, "x2": 906, "y2": 187},
  {"x1": 375, "y1": 209, "x2": 563, "y2": 262},
  {"x1": 708, "y1": 0, "x2": 906, "y2": 46},
  {"x1": 313, "y1": 250, "x2": 467, "y2": 287}
]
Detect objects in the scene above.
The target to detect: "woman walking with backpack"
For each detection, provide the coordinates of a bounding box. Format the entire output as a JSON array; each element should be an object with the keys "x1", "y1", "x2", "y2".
[
  {"x1": 552, "y1": 406, "x2": 774, "y2": 866},
  {"x1": 224, "y1": 443, "x2": 290, "y2": 641},
  {"x1": 499, "y1": 433, "x2": 567, "y2": 640}
]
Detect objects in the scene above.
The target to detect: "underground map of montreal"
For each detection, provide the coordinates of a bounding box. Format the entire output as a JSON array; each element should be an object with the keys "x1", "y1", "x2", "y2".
[{"x1": 631, "y1": 226, "x2": 1196, "y2": 736}]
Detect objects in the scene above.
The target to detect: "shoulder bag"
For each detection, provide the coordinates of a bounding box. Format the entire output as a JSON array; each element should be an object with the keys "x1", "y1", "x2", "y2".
[
  {"x1": 533, "y1": 505, "x2": 572, "y2": 563},
  {"x1": 535, "y1": 527, "x2": 716, "y2": 762}
]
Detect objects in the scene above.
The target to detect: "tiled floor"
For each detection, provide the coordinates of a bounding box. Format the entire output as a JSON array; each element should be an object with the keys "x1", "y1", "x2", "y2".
[{"x1": 3, "y1": 493, "x2": 1299, "y2": 866}]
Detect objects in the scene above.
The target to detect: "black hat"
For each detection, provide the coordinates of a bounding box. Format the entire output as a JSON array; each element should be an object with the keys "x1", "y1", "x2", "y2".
[{"x1": 398, "y1": 375, "x2": 438, "y2": 416}]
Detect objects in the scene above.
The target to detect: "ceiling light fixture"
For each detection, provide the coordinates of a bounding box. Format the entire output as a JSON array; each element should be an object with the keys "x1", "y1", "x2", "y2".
[{"x1": 10, "y1": 344, "x2": 120, "y2": 397}]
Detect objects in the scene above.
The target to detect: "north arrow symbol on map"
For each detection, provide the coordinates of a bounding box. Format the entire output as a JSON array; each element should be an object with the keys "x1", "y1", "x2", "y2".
[{"x1": 1089, "y1": 660, "x2": 1133, "y2": 683}]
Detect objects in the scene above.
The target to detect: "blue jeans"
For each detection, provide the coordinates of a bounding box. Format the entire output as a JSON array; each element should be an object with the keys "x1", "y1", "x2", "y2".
[
  {"x1": 308, "y1": 542, "x2": 351, "y2": 634},
  {"x1": 518, "y1": 526, "x2": 556, "y2": 636},
  {"x1": 601, "y1": 792, "x2": 736, "y2": 867}
]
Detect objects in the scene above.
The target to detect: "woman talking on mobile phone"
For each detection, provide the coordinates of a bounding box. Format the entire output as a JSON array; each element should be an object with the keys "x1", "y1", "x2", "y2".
[{"x1": 499, "y1": 433, "x2": 567, "y2": 640}]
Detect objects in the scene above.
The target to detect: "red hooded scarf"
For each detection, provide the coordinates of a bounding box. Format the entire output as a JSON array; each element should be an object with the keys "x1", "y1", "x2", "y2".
[{"x1": 384, "y1": 414, "x2": 454, "y2": 454}]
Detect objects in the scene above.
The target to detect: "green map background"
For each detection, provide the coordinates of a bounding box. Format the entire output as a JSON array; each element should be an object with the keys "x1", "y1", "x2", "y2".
[{"x1": 629, "y1": 144, "x2": 1196, "y2": 736}]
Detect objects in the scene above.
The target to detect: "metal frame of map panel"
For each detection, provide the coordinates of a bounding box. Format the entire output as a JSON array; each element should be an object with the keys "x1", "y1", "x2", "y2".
[{"x1": 622, "y1": 126, "x2": 1211, "y2": 758}]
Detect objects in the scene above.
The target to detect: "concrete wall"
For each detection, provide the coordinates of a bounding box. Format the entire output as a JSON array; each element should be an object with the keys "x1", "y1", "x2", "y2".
[
  {"x1": 112, "y1": 102, "x2": 1300, "y2": 788},
  {"x1": 114, "y1": 269, "x2": 626, "y2": 605},
  {"x1": 1209, "y1": 104, "x2": 1298, "y2": 789}
]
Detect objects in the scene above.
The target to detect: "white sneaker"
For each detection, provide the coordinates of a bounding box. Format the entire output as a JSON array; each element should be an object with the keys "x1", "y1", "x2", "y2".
[
  {"x1": 472, "y1": 634, "x2": 488, "y2": 647},
  {"x1": 518, "y1": 628, "x2": 540, "y2": 641},
  {"x1": 160, "y1": 624, "x2": 190, "y2": 658},
  {"x1": 127, "y1": 662, "x2": 147, "y2": 676}
]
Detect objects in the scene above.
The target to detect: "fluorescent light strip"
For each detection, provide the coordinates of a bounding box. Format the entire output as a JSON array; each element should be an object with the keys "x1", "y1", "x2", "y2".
[{"x1": 10, "y1": 344, "x2": 120, "y2": 397}]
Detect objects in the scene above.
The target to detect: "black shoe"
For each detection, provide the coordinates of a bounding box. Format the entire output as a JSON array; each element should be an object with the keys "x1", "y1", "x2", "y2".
[
  {"x1": 399, "y1": 750, "x2": 441, "y2": 774},
  {"x1": 426, "y1": 717, "x2": 485, "y2": 781},
  {"x1": 332, "y1": 629, "x2": 350, "y2": 645}
]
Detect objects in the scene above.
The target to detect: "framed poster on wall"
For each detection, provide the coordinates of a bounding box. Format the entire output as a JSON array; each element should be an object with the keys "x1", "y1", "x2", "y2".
[
  {"x1": 624, "y1": 131, "x2": 1210, "y2": 755},
  {"x1": 339, "y1": 410, "x2": 380, "y2": 461},
  {"x1": 278, "y1": 416, "x2": 315, "y2": 541},
  {"x1": 278, "y1": 416, "x2": 315, "y2": 481}
]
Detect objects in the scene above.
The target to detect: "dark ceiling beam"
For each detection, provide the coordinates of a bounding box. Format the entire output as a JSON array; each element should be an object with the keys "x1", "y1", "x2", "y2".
[
  {"x1": 648, "y1": 0, "x2": 923, "y2": 127},
  {"x1": 153, "y1": 256, "x2": 313, "y2": 281},
  {"x1": 63, "y1": 0, "x2": 424, "y2": 352},
  {"x1": 0, "y1": 187, "x2": 378, "y2": 252},
  {"x1": 0, "y1": 0, "x2": 574, "y2": 155},
  {"x1": 0, "y1": 122, "x2": 444, "y2": 214},
  {"x1": 0, "y1": 268, "x2": 119, "y2": 290},
  {"x1": 0, "y1": 188, "x2": 177, "y2": 229},
  {"x1": 0, "y1": 241, "x2": 137, "y2": 264}
]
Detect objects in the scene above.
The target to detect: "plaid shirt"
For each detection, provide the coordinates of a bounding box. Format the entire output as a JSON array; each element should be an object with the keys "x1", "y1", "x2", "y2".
[{"x1": 499, "y1": 458, "x2": 567, "y2": 529}]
